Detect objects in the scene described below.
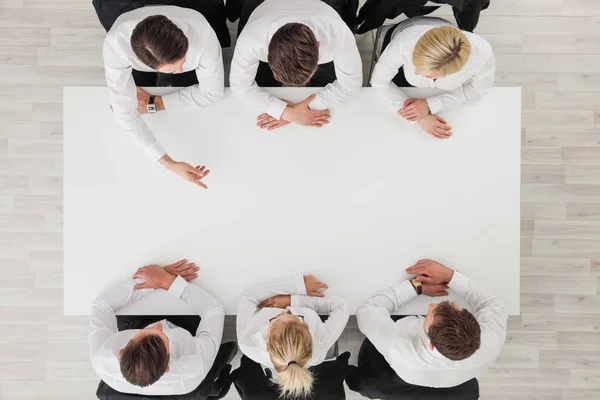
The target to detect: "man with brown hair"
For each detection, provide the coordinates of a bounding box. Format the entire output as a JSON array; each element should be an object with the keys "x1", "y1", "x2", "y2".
[
  {"x1": 354, "y1": 259, "x2": 507, "y2": 392},
  {"x1": 230, "y1": 0, "x2": 362, "y2": 131},
  {"x1": 104, "y1": 6, "x2": 224, "y2": 187},
  {"x1": 89, "y1": 259, "x2": 225, "y2": 395}
]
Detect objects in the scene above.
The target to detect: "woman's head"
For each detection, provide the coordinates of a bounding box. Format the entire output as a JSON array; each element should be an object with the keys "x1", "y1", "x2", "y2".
[
  {"x1": 412, "y1": 26, "x2": 472, "y2": 79},
  {"x1": 267, "y1": 312, "x2": 314, "y2": 398}
]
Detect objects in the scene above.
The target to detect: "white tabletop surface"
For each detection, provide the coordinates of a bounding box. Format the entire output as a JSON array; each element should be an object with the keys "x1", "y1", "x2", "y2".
[{"x1": 64, "y1": 86, "x2": 521, "y2": 316}]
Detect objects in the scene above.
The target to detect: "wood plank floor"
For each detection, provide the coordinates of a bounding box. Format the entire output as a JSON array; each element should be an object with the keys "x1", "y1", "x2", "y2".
[{"x1": 1, "y1": 1, "x2": 599, "y2": 399}]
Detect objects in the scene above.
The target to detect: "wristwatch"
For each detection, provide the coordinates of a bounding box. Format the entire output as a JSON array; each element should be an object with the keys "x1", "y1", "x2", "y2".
[
  {"x1": 147, "y1": 95, "x2": 157, "y2": 113},
  {"x1": 411, "y1": 278, "x2": 423, "y2": 295}
]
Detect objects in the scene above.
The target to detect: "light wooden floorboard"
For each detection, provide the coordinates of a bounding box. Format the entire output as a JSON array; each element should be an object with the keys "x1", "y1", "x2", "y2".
[{"x1": 1, "y1": 1, "x2": 600, "y2": 399}]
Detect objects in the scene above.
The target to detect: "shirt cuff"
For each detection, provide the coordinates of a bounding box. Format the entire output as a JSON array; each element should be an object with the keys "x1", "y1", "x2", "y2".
[
  {"x1": 145, "y1": 140, "x2": 167, "y2": 162},
  {"x1": 308, "y1": 95, "x2": 327, "y2": 111},
  {"x1": 426, "y1": 96, "x2": 443, "y2": 115},
  {"x1": 392, "y1": 280, "x2": 418, "y2": 305},
  {"x1": 167, "y1": 275, "x2": 188, "y2": 299},
  {"x1": 161, "y1": 91, "x2": 183, "y2": 111},
  {"x1": 295, "y1": 275, "x2": 308, "y2": 296},
  {"x1": 291, "y1": 294, "x2": 303, "y2": 308},
  {"x1": 267, "y1": 98, "x2": 288, "y2": 120},
  {"x1": 447, "y1": 271, "x2": 470, "y2": 296}
]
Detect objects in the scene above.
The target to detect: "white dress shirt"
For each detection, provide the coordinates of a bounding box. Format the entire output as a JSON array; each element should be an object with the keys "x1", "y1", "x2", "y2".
[
  {"x1": 89, "y1": 276, "x2": 225, "y2": 395},
  {"x1": 371, "y1": 17, "x2": 495, "y2": 115},
  {"x1": 356, "y1": 271, "x2": 508, "y2": 388},
  {"x1": 230, "y1": 0, "x2": 363, "y2": 120},
  {"x1": 237, "y1": 275, "x2": 349, "y2": 368},
  {"x1": 104, "y1": 6, "x2": 224, "y2": 161}
]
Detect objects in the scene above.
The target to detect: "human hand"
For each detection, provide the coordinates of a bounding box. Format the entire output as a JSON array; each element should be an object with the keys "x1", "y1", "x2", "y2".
[
  {"x1": 281, "y1": 94, "x2": 331, "y2": 127},
  {"x1": 405, "y1": 259, "x2": 454, "y2": 285},
  {"x1": 133, "y1": 265, "x2": 176, "y2": 290},
  {"x1": 398, "y1": 98, "x2": 429, "y2": 121},
  {"x1": 416, "y1": 114, "x2": 452, "y2": 139},
  {"x1": 422, "y1": 283, "x2": 449, "y2": 297},
  {"x1": 163, "y1": 259, "x2": 199, "y2": 280},
  {"x1": 303, "y1": 275, "x2": 328, "y2": 297},
  {"x1": 258, "y1": 294, "x2": 291, "y2": 309},
  {"x1": 135, "y1": 87, "x2": 164, "y2": 114},
  {"x1": 256, "y1": 113, "x2": 291, "y2": 131},
  {"x1": 160, "y1": 155, "x2": 210, "y2": 188}
]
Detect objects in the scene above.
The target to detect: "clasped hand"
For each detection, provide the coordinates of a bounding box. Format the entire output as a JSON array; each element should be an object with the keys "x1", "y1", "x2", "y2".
[
  {"x1": 258, "y1": 275, "x2": 328, "y2": 309},
  {"x1": 405, "y1": 259, "x2": 455, "y2": 297},
  {"x1": 133, "y1": 259, "x2": 200, "y2": 290},
  {"x1": 256, "y1": 94, "x2": 331, "y2": 131}
]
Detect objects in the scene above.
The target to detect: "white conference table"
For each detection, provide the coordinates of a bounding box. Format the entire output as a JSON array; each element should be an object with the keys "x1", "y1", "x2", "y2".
[{"x1": 64, "y1": 87, "x2": 521, "y2": 316}]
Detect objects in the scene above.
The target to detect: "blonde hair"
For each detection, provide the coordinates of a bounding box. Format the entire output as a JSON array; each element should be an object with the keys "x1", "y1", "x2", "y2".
[
  {"x1": 412, "y1": 26, "x2": 472, "y2": 77},
  {"x1": 268, "y1": 318, "x2": 314, "y2": 398}
]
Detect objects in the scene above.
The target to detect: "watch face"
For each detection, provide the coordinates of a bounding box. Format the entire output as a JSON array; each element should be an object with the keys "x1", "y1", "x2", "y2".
[{"x1": 147, "y1": 104, "x2": 156, "y2": 113}]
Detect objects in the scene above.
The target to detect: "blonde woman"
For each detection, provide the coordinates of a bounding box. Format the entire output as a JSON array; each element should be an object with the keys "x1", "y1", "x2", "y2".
[
  {"x1": 237, "y1": 275, "x2": 349, "y2": 398},
  {"x1": 371, "y1": 17, "x2": 495, "y2": 139}
]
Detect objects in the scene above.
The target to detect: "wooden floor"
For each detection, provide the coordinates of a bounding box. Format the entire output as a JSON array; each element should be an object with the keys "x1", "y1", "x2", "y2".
[{"x1": 1, "y1": 1, "x2": 600, "y2": 399}]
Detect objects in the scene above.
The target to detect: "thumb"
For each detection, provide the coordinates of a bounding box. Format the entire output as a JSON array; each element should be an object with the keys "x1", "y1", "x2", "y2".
[
  {"x1": 437, "y1": 116, "x2": 447, "y2": 124},
  {"x1": 416, "y1": 275, "x2": 435, "y2": 284},
  {"x1": 134, "y1": 282, "x2": 151, "y2": 290},
  {"x1": 310, "y1": 291, "x2": 325, "y2": 297},
  {"x1": 303, "y1": 94, "x2": 316, "y2": 104}
]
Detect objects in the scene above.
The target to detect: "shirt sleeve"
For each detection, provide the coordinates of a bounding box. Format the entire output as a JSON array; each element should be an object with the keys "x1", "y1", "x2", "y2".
[
  {"x1": 229, "y1": 32, "x2": 288, "y2": 120},
  {"x1": 103, "y1": 39, "x2": 166, "y2": 161},
  {"x1": 236, "y1": 275, "x2": 306, "y2": 337},
  {"x1": 89, "y1": 279, "x2": 155, "y2": 359},
  {"x1": 448, "y1": 271, "x2": 508, "y2": 346},
  {"x1": 291, "y1": 295, "x2": 349, "y2": 350},
  {"x1": 167, "y1": 276, "x2": 225, "y2": 371},
  {"x1": 161, "y1": 30, "x2": 224, "y2": 111},
  {"x1": 308, "y1": 26, "x2": 363, "y2": 111},
  {"x1": 426, "y1": 53, "x2": 496, "y2": 114},
  {"x1": 370, "y1": 34, "x2": 410, "y2": 113},
  {"x1": 356, "y1": 280, "x2": 418, "y2": 361}
]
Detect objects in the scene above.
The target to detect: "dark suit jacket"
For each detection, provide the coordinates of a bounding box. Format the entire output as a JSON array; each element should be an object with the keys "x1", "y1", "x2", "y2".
[
  {"x1": 356, "y1": 0, "x2": 490, "y2": 34},
  {"x1": 92, "y1": 0, "x2": 231, "y2": 47},
  {"x1": 231, "y1": 352, "x2": 351, "y2": 400}
]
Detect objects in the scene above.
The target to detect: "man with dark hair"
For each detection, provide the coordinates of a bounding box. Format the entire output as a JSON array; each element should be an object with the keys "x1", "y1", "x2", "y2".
[
  {"x1": 89, "y1": 259, "x2": 225, "y2": 395},
  {"x1": 104, "y1": 7, "x2": 224, "y2": 187},
  {"x1": 230, "y1": 0, "x2": 362, "y2": 131},
  {"x1": 355, "y1": 259, "x2": 507, "y2": 391}
]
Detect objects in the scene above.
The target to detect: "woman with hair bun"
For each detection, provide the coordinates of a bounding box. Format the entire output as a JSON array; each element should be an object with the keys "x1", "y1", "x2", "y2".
[
  {"x1": 371, "y1": 17, "x2": 495, "y2": 139},
  {"x1": 237, "y1": 275, "x2": 349, "y2": 398}
]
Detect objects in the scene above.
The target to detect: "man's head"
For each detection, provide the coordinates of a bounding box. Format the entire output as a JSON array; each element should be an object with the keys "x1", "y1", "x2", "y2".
[
  {"x1": 413, "y1": 26, "x2": 472, "y2": 79},
  {"x1": 424, "y1": 301, "x2": 481, "y2": 361},
  {"x1": 130, "y1": 15, "x2": 188, "y2": 73},
  {"x1": 268, "y1": 23, "x2": 319, "y2": 86},
  {"x1": 119, "y1": 322, "x2": 170, "y2": 387}
]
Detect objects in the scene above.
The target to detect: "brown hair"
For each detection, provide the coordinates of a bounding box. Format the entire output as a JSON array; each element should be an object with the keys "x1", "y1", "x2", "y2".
[
  {"x1": 427, "y1": 301, "x2": 481, "y2": 361},
  {"x1": 413, "y1": 26, "x2": 472, "y2": 77},
  {"x1": 130, "y1": 15, "x2": 189, "y2": 69},
  {"x1": 268, "y1": 23, "x2": 319, "y2": 86},
  {"x1": 120, "y1": 334, "x2": 169, "y2": 387},
  {"x1": 268, "y1": 318, "x2": 314, "y2": 398}
]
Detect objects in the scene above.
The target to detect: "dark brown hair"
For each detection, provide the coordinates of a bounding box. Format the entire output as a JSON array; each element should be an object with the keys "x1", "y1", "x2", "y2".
[
  {"x1": 130, "y1": 15, "x2": 188, "y2": 69},
  {"x1": 268, "y1": 23, "x2": 319, "y2": 86},
  {"x1": 427, "y1": 301, "x2": 481, "y2": 361},
  {"x1": 120, "y1": 334, "x2": 169, "y2": 387}
]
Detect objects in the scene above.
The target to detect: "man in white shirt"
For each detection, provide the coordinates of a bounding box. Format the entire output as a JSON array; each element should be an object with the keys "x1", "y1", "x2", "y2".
[
  {"x1": 371, "y1": 17, "x2": 495, "y2": 139},
  {"x1": 355, "y1": 259, "x2": 507, "y2": 390},
  {"x1": 104, "y1": 6, "x2": 224, "y2": 187},
  {"x1": 230, "y1": 0, "x2": 363, "y2": 131},
  {"x1": 89, "y1": 259, "x2": 225, "y2": 395}
]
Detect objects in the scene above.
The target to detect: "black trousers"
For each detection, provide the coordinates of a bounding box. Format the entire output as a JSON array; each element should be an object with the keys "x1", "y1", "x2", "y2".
[
  {"x1": 96, "y1": 315, "x2": 238, "y2": 400},
  {"x1": 346, "y1": 339, "x2": 479, "y2": 400},
  {"x1": 255, "y1": 61, "x2": 337, "y2": 88},
  {"x1": 381, "y1": 22, "x2": 414, "y2": 88}
]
